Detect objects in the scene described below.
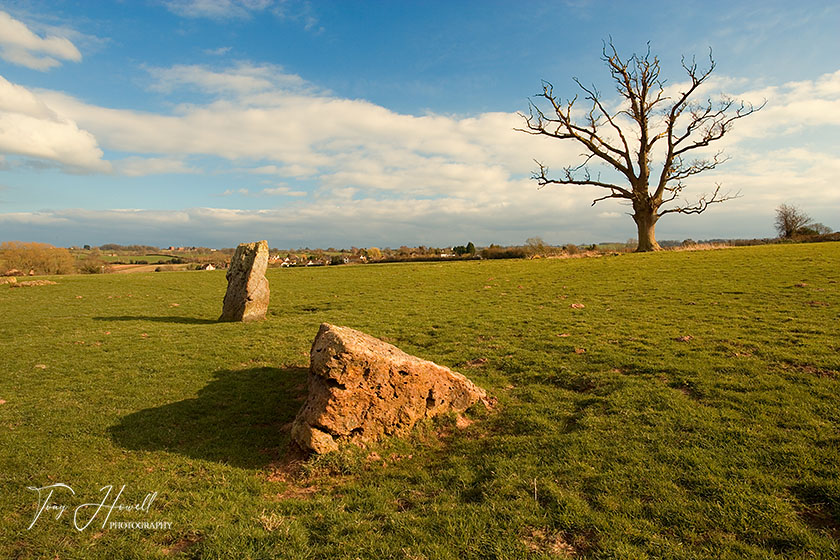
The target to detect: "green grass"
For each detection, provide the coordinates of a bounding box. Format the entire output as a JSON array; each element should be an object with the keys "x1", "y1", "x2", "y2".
[{"x1": 1, "y1": 243, "x2": 838, "y2": 559}]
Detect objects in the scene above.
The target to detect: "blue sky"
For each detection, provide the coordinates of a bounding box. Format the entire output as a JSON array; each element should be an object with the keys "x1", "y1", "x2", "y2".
[{"x1": 0, "y1": 0, "x2": 838, "y2": 248}]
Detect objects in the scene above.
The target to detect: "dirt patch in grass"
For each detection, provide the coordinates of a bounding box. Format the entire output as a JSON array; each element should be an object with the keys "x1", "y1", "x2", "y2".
[
  {"x1": 275, "y1": 484, "x2": 319, "y2": 500},
  {"x1": 162, "y1": 533, "x2": 203, "y2": 555},
  {"x1": 265, "y1": 444, "x2": 323, "y2": 500},
  {"x1": 460, "y1": 357, "x2": 488, "y2": 368},
  {"x1": 778, "y1": 362, "x2": 838, "y2": 379},
  {"x1": 266, "y1": 443, "x2": 309, "y2": 483},
  {"x1": 669, "y1": 381, "x2": 702, "y2": 400},
  {"x1": 798, "y1": 504, "x2": 840, "y2": 540},
  {"x1": 522, "y1": 527, "x2": 596, "y2": 557}
]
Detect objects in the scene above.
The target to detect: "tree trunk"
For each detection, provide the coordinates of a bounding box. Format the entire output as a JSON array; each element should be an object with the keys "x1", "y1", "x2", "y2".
[{"x1": 634, "y1": 208, "x2": 661, "y2": 252}]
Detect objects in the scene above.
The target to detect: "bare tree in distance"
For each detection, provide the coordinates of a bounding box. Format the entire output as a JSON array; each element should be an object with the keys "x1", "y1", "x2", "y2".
[
  {"x1": 773, "y1": 203, "x2": 832, "y2": 238},
  {"x1": 774, "y1": 204, "x2": 811, "y2": 238},
  {"x1": 519, "y1": 41, "x2": 764, "y2": 251}
]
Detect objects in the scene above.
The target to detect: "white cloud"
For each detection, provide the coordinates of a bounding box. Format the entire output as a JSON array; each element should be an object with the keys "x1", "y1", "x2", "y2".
[
  {"x1": 204, "y1": 46, "x2": 232, "y2": 56},
  {"x1": 703, "y1": 70, "x2": 840, "y2": 142},
  {"x1": 0, "y1": 75, "x2": 108, "y2": 172},
  {"x1": 147, "y1": 63, "x2": 309, "y2": 95},
  {"x1": 249, "y1": 164, "x2": 317, "y2": 177},
  {"x1": 218, "y1": 185, "x2": 307, "y2": 197},
  {"x1": 261, "y1": 186, "x2": 307, "y2": 196},
  {"x1": 115, "y1": 156, "x2": 197, "y2": 177},
  {"x1": 0, "y1": 210, "x2": 72, "y2": 225},
  {"x1": 38, "y1": 66, "x2": 573, "y2": 203},
  {"x1": 163, "y1": 0, "x2": 322, "y2": 32},
  {"x1": 163, "y1": 0, "x2": 274, "y2": 19},
  {"x1": 0, "y1": 11, "x2": 81, "y2": 70}
]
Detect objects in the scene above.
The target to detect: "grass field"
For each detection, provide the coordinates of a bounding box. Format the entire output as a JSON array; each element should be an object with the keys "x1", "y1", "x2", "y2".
[{"x1": 1, "y1": 243, "x2": 838, "y2": 559}]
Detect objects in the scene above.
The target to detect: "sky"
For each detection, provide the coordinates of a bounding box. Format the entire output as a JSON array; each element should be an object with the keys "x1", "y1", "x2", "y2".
[{"x1": 0, "y1": 0, "x2": 838, "y2": 249}]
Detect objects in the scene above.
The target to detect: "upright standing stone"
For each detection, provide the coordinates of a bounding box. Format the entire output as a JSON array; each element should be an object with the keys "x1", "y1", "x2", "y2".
[{"x1": 219, "y1": 240, "x2": 270, "y2": 322}]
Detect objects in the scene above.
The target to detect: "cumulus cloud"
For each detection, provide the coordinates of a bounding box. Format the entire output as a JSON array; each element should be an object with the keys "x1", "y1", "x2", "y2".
[
  {"x1": 38, "y1": 65, "x2": 574, "y2": 205},
  {"x1": 0, "y1": 11, "x2": 81, "y2": 70},
  {"x1": 0, "y1": 76, "x2": 108, "y2": 172}
]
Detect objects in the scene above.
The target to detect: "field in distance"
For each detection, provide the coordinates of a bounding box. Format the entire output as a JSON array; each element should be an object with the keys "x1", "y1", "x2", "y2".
[{"x1": 1, "y1": 243, "x2": 838, "y2": 558}]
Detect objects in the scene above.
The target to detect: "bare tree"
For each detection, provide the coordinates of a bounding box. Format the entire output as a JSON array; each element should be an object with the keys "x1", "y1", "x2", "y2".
[
  {"x1": 519, "y1": 41, "x2": 763, "y2": 251},
  {"x1": 774, "y1": 204, "x2": 812, "y2": 238}
]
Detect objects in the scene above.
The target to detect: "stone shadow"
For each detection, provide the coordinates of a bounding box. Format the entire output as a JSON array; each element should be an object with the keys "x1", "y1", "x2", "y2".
[
  {"x1": 93, "y1": 316, "x2": 219, "y2": 325},
  {"x1": 109, "y1": 366, "x2": 307, "y2": 468}
]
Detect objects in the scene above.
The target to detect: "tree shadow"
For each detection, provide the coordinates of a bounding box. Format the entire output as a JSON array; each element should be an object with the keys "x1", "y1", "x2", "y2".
[
  {"x1": 93, "y1": 316, "x2": 219, "y2": 325},
  {"x1": 109, "y1": 367, "x2": 308, "y2": 468}
]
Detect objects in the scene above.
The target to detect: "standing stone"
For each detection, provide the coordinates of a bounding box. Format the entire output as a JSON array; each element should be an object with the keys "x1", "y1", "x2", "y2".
[
  {"x1": 291, "y1": 323, "x2": 489, "y2": 454},
  {"x1": 219, "y1": 240, "x2": 270, "y2": 322}
]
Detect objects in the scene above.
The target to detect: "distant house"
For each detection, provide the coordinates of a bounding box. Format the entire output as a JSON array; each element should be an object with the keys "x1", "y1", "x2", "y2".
[{"x1": 199, "y1": 263, "x2": 215, "y2": 271}]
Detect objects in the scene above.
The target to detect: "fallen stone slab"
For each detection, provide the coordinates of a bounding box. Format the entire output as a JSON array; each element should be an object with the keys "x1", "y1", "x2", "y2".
[
  {"x1": 219, "y1": 240, "x2": 270, "y2": 322},
  {"x1": 10, "y1": 280, "x2": 58, "y2": 288},
  {"x1": 292, "y1": 323, "x2": 489, "y2": 454},
  {"x1": 0, "y1": 277, "x2": 17, "y2": 285}
]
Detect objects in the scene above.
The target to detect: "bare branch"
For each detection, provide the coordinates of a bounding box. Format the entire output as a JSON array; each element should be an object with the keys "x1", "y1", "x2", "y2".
[
  {"x1": 658, "y1": 184, "x2": 740, "y2": 216},
  {"x1": 519, "y1": 80, "x2": 634, "y2": 180},
  {"x1": 572, "y1": 77, "x2": 635, "y2": 173},
  {"x1": 591, "y1": 189, "x2": 631, "y2": 206},
  {"x1": 532, "y1": 161, "x2": 633, "y2": 200}
]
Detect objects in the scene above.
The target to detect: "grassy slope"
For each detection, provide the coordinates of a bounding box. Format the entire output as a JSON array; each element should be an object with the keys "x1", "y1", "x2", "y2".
[{"x1": 0, "y1": 244, "x2": 838, "y2": 559}]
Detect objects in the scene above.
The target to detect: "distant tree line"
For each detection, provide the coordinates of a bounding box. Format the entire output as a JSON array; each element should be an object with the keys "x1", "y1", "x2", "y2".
[
  {"x1": 5, "y1": 220, "x2": 837, "y2": 278},
  {"x1": 98, "y1": 243, "x2": 160, "y2": 253}
]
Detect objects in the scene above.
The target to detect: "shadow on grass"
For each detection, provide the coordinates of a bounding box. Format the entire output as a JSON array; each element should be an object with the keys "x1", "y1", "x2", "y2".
[
  {"x1": 93, "y1": 315, "x2": 219, "y2": 325},
  {"x1": 109, "y1": 367, "x2": 307, "y2": 468}
]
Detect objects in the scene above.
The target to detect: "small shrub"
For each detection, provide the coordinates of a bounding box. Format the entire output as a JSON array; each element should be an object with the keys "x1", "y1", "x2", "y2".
[{"x1": 480, "y1": 246, "x2": 527, "y2": 259}]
